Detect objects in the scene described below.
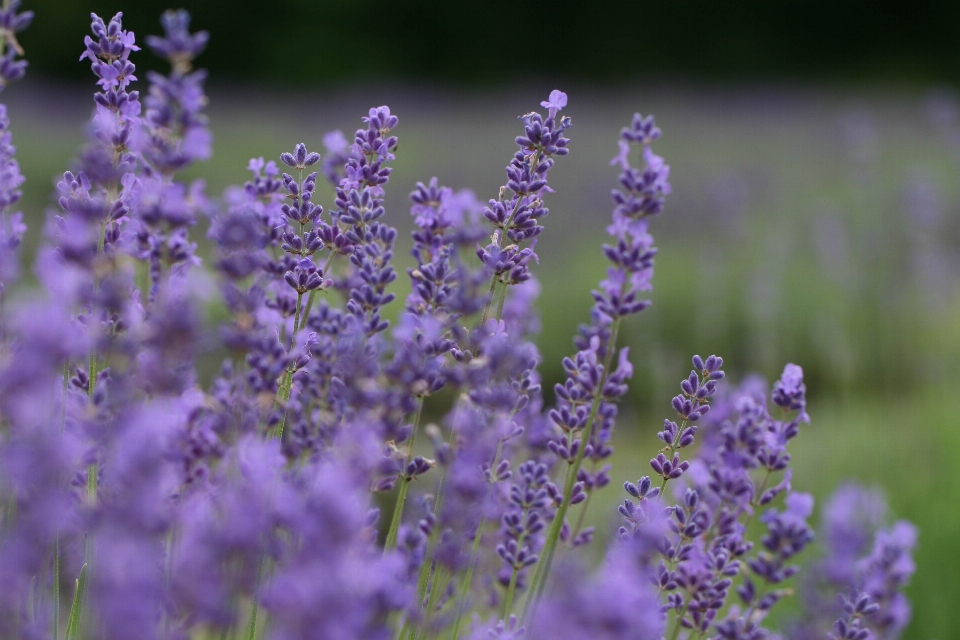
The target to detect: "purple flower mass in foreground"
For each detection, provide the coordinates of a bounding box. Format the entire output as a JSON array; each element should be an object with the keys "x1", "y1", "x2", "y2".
[{"x1": 0, "y1": 6, "x2": 915, "y2": 640}]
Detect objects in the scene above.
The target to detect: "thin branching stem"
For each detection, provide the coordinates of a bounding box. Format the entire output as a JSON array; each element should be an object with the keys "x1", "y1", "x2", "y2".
[
  {"x1": 385, "y1": 395, "x2": 426, "y2": 551},
  {"x1": 522, "y1": 315, "x2": 622, "y2": 623}
]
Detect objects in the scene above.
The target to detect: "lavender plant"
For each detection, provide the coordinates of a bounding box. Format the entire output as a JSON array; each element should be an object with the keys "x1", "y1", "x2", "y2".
[{"x1": 0, "y1": 6, "x2": 917, "y2": 640}]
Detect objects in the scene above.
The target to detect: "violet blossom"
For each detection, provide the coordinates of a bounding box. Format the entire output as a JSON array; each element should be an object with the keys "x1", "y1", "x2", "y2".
[{"x1": 0, "y1": 9, "x2": 919, "y2": 640}]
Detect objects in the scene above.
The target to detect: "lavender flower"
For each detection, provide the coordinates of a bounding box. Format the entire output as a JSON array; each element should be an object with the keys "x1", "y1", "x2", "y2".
[
  {"x1": 142, "y1": 10, "x2": 210, "y2": 169},
  {"x1": 0, "y1": 9, "x2": 921, "y2": 640},
  {"x1": 747, "y1": 492, "x2": 816, "y2": 587},
  {"x1": 476, "y1": 91, "x2": 571, "y2": 328},
  {"x1": 0, "y1": 2, "x2": 29, "y2": 303},
  {"x1": 613, "y1": 361, "x2": 819, "y2": 639},
  {"x1": 145, "y1": 9, "x2": 208, "y2": 72},
  {"x1": 496, "y1": 461, "x2": 555, "y2": 604},
  {"x1": 528, "y1": 530, "x2": 665, "y2": 640},
  {"x1": 78, "y1": 12, "x2": 142, "y2": 187},
  {"x1": 859, "y1": 522, "x2": 917, "y2": 637},
  {"x1": 828, "y1": 593, "x2": 880, "y2": 640},
  {"x1": 129, "y1": 10, "x2": 211, "y2": 300},
  {"x1": 521, "y1": 114, "x2": 671, "y2": 619},
  {"x1": 0, "y1": 0, "x2": 31, "y2": 89},
  {"x1": 0, "y1": 105, "x2": 24, "y2": 296},
  {"x1": 320, "y1": 129, "x2": 361, "y2": 187},
  {"x1": 790, "y1": 484, "x2": 917, "y2": 640},
  {"x1": 335, "y1": 107, "x2": 399, "y2": 337}
]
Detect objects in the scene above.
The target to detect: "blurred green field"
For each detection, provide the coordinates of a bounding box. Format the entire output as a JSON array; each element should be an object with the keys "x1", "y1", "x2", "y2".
[{"x1": 4, "y1": 79, "x2": 959, "y2": 638}]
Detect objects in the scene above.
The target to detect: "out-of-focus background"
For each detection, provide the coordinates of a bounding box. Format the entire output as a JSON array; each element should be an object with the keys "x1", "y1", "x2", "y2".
[{"x1": 8, "y1": 1, "x2": 960, "y2": 637}]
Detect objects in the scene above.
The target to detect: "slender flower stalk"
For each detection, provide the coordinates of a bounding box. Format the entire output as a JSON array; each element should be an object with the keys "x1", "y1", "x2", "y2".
[
  {"x1": 523, "y1": 113, "x2": 671, "y2": 622},
  {"x1": 476, "y1": 91, "x2": 571, "y2": 332},
  {"x1": 0, "y1": 0, "x2": 27, "y2": 366},
  {"x1": 133, "y1": 8, "x2": 210, "y2": 301},
  {"x1": 385, "y1": 395, "x2": 426, "y2": 550}
]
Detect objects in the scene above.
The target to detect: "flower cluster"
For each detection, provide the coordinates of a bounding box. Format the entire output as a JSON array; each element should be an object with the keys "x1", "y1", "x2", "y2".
[
  {"x1": 0, "y1": 0, "x2": 30, "y2": 304},
  {"x1": 788, "y1": 484, "x2": 918, "y2": 640},
  {"x1": 0, "y1": 7, "x2": 917, "y2": 640},
  {"x1": 0, "y1": 0, "x2": 31, "y2": 89},
  {"x1": 620, "y1": 361, "x2": 818, "y2": 638},
  {"x1": 0, "y1": 106, "x2": 24, "y2": 299}
]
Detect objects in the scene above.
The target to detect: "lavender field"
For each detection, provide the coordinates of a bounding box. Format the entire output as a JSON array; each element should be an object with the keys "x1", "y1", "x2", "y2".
[{"x1": 0, "y1": 8, "x2": 956, "y2": 638}]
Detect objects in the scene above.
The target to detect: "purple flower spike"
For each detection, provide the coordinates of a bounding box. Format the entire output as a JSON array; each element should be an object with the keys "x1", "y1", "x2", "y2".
[
  {"x1": 0, "y1": 0, "x2": 31, "y2": 88},
  {"x1": 0, "y1": 0, "x2": 32, "y2": 43},
  {"x1": 0, "y1": 105, "x2": 25, "y2": 296},
  {"x1": 0, "y1": 15, "x2": 921, "y2": 636},
  {"x1": 145, "y1": 9, "x2": 208, "y2": 75},
  {"x1": 281, "y1": 142, "x2": 320, "y2": 169},
  {"x1": 793, "y1": 483, "x2": 917, "y2": 639},
  {"x1": 828, "y1": 593, "x2": 880, "y2": 640},
  {"x1": 621, "y1": 112, "x2": 661, "y2": 144},
  {"x1": 772, "y1": 362, "x2": 809, "y2": 421}
]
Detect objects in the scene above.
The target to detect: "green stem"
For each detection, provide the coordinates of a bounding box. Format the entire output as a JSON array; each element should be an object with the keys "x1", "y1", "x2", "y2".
[
  {"x1": 429, "y1": 401, "x2": 459, "y2": 519},
  {"x1": 55, "y1": 361, "x2": 69, "y2": 640},
  {"x1": 53, "y1": 538, "x2": 60, "y2": 640},
  {"x1": 385, "y1": 396, "x2": 426, "y2": 551},
  {"x1": 270, "y1": 370, "x2": 294, "y2": 440},
  {"x1": 292, "y1": 291, "x2": 304, "y2": 339},
  {"x1": 96, "y1": 220, "x2": 106, "y2": 255},
  {"x1": 87, "y1": 354, "x2": 98, "y2": 401},
  {"x1": 477, "y1": 275, "x2": 500, "y2": 331},
  {"x1": 385, "y1": 479, "x2": 412, "y2": 553},
  {"x1": 453, "y1": 434, "x2": 510, "y2": 637},
  {"x1": 268, "y1": 287, "x2": 305, "y2": 440},
  {"x1": 449, "y1": 516, "x2": 486, "y2": 640},
  {"x1": 502, "y1": 566, "x2": 520, "y2": 622},
  {"x1": 667, "y1": 601, "x2": 689, "y2": 640},
  {"x1": 28, "y1": 574, "x2": 36, "y2": 623},
  {"x1": 64, "y1": 564, "x2": 87, "y2": 640},
  {"x1": 415, "y1": 566, "x2": 450, "y2": 640},
  {"x1": 414, "y1": 538, "x2": 437, "y2": 619},
  {"x1": 396, "y1": 619, "x2": 412, "y2": 640},
  {"x1": 522, "y1": 316, "x2": 622, "y2": 623},
  {"x1": 494, "y1": 280, "x2": 508, "y2": 323},
  {"x1": 246, "y1": 551, "x2": 266, "y2": 640},
  {"x1": 406, "y1": 407, "x2": 463, "y2": 638},
  {"x1": 86, "y1": 462, "x2": 97, "y2": 508}
]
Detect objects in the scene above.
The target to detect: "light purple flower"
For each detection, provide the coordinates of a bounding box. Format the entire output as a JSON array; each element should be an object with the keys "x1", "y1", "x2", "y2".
[
  {"x1": 540, "y1": 89, "x2": 568, "y2": 120},
  {"x1": 610, "y1": 139, "x2": 630, "y2": 171}
]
